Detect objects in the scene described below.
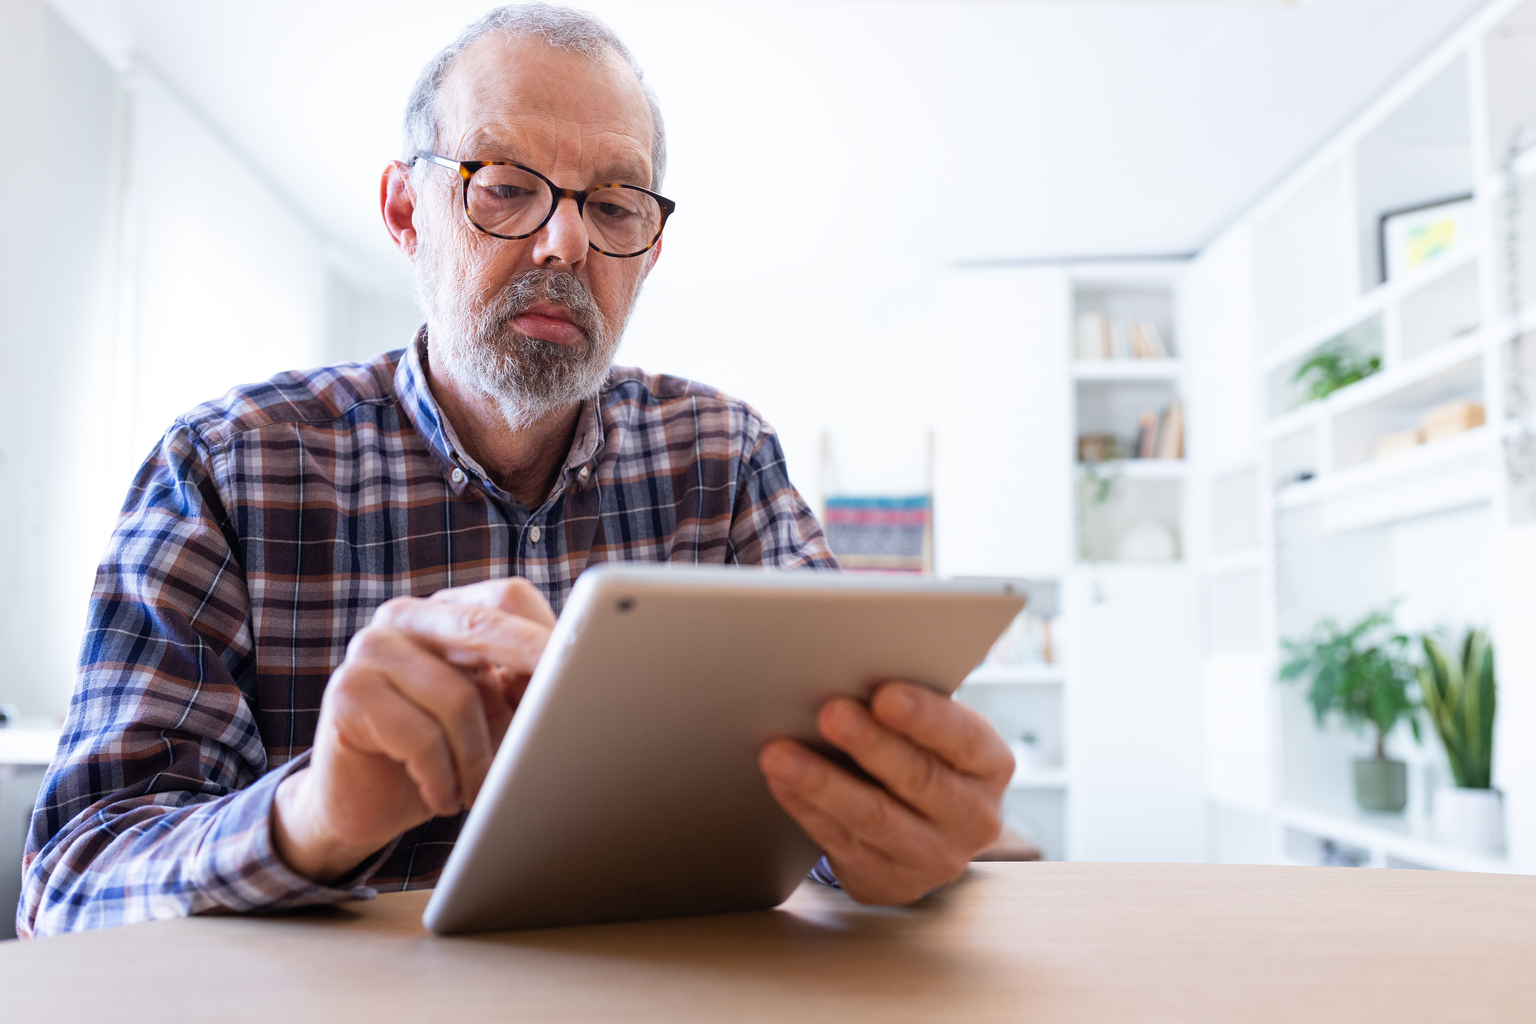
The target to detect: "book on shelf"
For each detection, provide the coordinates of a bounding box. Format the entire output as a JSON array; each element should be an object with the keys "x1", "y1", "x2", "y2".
[
  {"x1": 1155, "y1": 398, "x2": 1185, "y2": 459},
  {"x1": 1074, "y1": 313, "x2": 1171, "y2": 360},
  {"x1": 1131, "y1": 398, "x2": 1185, "y2": 460}
]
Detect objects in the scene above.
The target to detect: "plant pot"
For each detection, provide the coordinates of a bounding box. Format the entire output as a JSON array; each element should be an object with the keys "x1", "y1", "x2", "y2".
[
  {"x1": 1352, "y1": 758, "x2": 1407, "y2": 813},
  {"x1": 1432, "y1": 786, "x2": 1505, "y2": 857}
]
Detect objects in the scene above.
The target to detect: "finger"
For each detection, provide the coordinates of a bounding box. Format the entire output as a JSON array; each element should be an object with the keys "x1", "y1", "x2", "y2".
[
  {"x1": 347, "y1": 630, "x2": 495, "y2": 806},
  {"x1": 371, "y1": 596, "x2": 550, "y2": 675},
  {"x1": 431, "y1": 577, "x2": 557, "y2": 628},
  {"x1": 817, "y1": 697, "x2": 1003, "y2": 840},
  {"x1": 868, "y1": 682, "x2": 1014, "y2": 783},
  {"x1": 338, "y1": 671, "x2": 462, "y2": 817},
  {"x1": 758, "y1": 740, "x2": 946, "y2": 871},
  {"x1": 770, "y1": 797, "x2": 939, "y2": 906}
]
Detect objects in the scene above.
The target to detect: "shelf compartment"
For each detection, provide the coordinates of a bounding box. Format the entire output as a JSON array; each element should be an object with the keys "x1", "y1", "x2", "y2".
[
  {"x1": 1277, "y1": 425, "x2": 1495, "y2": 531},
  {"x1": 1330, "y1": 351, "x2": 1483, "y2": 471},
  {"x1": 1266, "y1": 327, "x2": 1488, "y2": 440},
  {"x1": 1075, "y1": 377, "x2": 1182, "y2": 459},
  {"x1": 1253, "y1": 156, "x2": 1356, "y2": 354},
  {"x1": 1073, "y1": 282, "x2": 1177, "y2": 359},
  {"x1": 1259, "y1": 249, "x2": 1479, "y2": 374},
  {"x1": 1400, "y1": 258, "x2": 1481, "y2": 360},
  {"x1": 1077, "y1": 476, "x2": 1183, "y2": 563},
  {"x1": 1278, "y1": 804, "x2": 1509, "y2": 874},
  {"x1": 1269, "y1": 424, "x2": 1321, "y2": 490},
  {"x1": 1352, "y1": 54, "x2": 1474, "y2": 290},
  {"x1": 1267, "y1": 314, "x2": 1384, "y2": 419}
]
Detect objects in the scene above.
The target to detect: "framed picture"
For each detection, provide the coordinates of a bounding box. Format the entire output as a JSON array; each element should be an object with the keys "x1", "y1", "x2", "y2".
[{"x1": 1379, "y1": 194, "x2": 1475, "y2": 283}]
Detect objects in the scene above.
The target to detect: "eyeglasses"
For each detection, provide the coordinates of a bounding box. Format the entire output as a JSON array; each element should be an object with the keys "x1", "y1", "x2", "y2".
[{"x1": 413, "y1": 152, "x2": 675, "y2": 258}]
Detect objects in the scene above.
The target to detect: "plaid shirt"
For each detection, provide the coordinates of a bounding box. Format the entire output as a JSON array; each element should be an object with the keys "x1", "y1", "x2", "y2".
[{"x1": 20, "y1": 334, "x2": 835, "y2": 937}]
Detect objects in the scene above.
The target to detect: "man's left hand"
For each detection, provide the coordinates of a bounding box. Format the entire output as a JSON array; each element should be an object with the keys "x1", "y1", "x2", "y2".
[{"x1": 758, "y1": 681, "x2": 1014, "y2": 905}]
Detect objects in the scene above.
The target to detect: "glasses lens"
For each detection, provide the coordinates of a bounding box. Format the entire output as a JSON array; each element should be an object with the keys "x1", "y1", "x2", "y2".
[
  {"x1": 466, "y1": 165, "x2": 551, "y2": 238},
  {"x1": 583, "y1": 186, "x2": 663, "y2": 256}
]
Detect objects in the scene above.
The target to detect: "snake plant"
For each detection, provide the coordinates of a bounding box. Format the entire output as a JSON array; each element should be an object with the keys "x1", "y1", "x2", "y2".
[{"x1": 1418, "y1": 630, "x2": 1496, "y2": 789}]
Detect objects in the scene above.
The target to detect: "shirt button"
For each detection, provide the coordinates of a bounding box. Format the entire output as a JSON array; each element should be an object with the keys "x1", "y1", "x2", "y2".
[
  {"x1": 578, "y1": 465, "x2": 590, "y2": 481},
  {"x1": 529, "y1": 525, "x2": 542, "y2": 544},
  {"x1": 450, "y1": 468, "x2": 466, "y2": 485}
]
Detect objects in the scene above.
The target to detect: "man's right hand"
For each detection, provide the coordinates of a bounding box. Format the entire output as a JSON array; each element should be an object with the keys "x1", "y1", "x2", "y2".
[{"x1": 272, "y1": 578, "x2": 556, "y2": 882}]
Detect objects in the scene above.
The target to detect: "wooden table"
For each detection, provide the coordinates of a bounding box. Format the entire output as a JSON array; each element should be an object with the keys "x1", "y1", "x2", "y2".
[{"x1": 3, "y1": 862, "x2": 1533, "y2": 1022}]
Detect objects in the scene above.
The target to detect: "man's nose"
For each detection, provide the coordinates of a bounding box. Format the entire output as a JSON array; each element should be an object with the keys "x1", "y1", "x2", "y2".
[{"x1": 531, "y1": 194, "x2": 589, "y2": 266}]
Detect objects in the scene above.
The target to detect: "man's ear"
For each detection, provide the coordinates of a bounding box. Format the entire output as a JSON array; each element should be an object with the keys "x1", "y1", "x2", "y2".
[
  {"x1": 641, "y1": 234, "x2": 663, "y2": 278},
  {"x1": 381, "y1": 161, "x2": 420, "y2": 259}
]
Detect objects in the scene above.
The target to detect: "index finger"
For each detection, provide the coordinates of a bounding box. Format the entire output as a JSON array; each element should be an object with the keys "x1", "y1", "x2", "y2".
[
  {"x1": 868, "y1": 682, "x2": 1013, "y2": 781},
  {"x1": 372, "y1": 597, "x2": 550, "y2": 675},
  {"x1": 430, "y1": 577, "x2": 557, "y2": 628}
]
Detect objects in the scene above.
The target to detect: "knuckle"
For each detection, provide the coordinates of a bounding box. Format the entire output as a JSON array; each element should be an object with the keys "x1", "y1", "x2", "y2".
[
  {"x1": 372, "y1": 595, "x2": 418, "y2": 626},
  {"x1": 853, "y1": 793, "x2": 896, "y2": 837},
  {"x1": 904, "y1": 751, "x2": 945, "y2": 798},
  {"x1": 455, "y1": 605, "x2": 495, "y2": 638},
  {"x1": 973, "y1": 806, "x2": 1003, "y2": 848}
]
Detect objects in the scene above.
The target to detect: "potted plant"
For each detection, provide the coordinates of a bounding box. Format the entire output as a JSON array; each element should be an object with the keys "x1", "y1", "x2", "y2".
[
  {"x1": 1280, "y1": 608, "x2": 1419, "y2": 812},
  {"x1": 1292, "y1": 345, "x2": 1382, "y2": 404},
  {"x1": 1419, "y1": 629, "x2": 1503, "y2": 855}
]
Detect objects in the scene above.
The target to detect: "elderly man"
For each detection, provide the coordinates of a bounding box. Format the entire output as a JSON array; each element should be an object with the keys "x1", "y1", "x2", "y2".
[{"x1": 20, "y1": 4, "x2": 1013, "y2": 938}]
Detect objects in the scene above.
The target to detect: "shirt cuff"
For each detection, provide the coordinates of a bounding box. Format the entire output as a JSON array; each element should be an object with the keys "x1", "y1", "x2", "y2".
[
  {"x1": 809, "y1": 854, "x2": 840, "y2": 888},
  {"x1": 192, "y1": 752, "x2": 396, "y2": 915}
]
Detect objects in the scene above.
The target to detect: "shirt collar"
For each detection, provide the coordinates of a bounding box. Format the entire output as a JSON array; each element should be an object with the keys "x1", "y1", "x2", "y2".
[{"x1": 395, "y1": 327, "x2": 607, "y2": 505}]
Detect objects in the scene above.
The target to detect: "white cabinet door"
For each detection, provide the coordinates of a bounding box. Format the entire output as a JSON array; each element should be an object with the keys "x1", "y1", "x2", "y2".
[
  {"x1": 1066, "y1": 565, "x2": 1205, "y2": 862},
  {"x1": 932, "y1": 266, "x2": 1072, "y2": 577}
]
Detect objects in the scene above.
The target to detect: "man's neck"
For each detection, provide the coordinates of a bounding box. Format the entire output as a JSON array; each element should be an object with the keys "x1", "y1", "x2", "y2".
[{"x1": 426, "y1": 362, "x2": 583, "y2": 511}]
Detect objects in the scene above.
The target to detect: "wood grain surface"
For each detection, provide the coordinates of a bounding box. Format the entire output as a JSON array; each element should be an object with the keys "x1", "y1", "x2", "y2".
[{"x1": 3, "y1": 862, "x2": 1534, "y2": 1023}]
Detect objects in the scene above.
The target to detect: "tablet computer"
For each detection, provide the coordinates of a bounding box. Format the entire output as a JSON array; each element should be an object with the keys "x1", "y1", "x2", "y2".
[{"x1": 422, "y1": 564, "x2": 1025, "y2": 935}]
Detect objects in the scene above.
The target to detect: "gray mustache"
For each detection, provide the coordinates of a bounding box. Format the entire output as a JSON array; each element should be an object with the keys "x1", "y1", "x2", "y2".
[{"x1": 492, "y1": 269, "x2": 603, "y2": 339}]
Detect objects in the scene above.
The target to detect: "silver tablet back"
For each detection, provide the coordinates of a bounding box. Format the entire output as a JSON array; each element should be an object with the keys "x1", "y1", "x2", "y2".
[{"x1": 423, "y1": 565, "x2": 1025, "y2": 935}]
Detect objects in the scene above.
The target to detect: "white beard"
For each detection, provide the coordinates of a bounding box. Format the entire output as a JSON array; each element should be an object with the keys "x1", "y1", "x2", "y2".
[{"x1": 413, "y1": 222, "x2": 630, "y2": 431}]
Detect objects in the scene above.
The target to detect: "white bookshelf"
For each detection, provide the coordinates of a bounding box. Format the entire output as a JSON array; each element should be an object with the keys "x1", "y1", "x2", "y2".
[
  {"x1": 953, "y1": 578, "x2": 1069, "y2": 861},
  {"x1": 1186, "y1": 0, "x2": 1536, "y2": 875},
  {"x1": 935, "y1": 262, "x2": 1204, "y2": 865}
]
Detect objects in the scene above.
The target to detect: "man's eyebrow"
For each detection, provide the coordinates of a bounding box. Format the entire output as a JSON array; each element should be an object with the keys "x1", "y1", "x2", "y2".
[{"x1": 455, "y1": 129, "x2": 650, "y2": 186}]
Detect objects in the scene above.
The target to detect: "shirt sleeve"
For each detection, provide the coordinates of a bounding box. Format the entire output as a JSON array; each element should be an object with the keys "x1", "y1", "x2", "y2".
[
  {"x1": 17, "y1": 423, "x2": 376, "y2": 938},
  {"x1": 728, "y1": 426, "x2": 840, "y2": 570}
]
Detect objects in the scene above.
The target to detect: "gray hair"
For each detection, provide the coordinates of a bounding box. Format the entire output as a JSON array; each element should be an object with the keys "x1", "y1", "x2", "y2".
[{"x1": 402, "y1": 3, "x2": 667, "y2": 190}]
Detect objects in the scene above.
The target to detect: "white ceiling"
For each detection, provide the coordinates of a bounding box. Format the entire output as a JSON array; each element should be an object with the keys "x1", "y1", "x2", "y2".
[{"x1": 49, "y1": 0, "x2": 1495, "y2": 297}]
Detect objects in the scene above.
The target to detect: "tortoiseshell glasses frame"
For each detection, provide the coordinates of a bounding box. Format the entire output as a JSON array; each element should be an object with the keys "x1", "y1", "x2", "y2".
[{"x1": 412, "y1": 152, "x2": 675, "y2": 258}]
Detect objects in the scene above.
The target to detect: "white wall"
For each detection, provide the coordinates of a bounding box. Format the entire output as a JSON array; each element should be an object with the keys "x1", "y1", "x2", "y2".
[
  {"x1": 0, "y1": 16, "x2": 420, "y2": 719},
  {"x1": 116, "y1": 71, "x2": 331, "y2": 478},
  {"x1": 0, "y1": 0, "x2": 122, "y2": 722}
]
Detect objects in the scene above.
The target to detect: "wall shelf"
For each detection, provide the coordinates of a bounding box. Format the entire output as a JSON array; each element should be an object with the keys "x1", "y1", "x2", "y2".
[
  {"x1": 1072, "y1": 360, "x2": 1183, "y2": 381},
  {"x1": 1265, "y1": 329, "x2": 1488, "y2": 438},
  {"x1": 963, "y1": 664, "x2": 1064, "y2": 687},
  {"x1": 1193, "y1": 0, "x2": 1534, "y2": 876},
  {"x1": 1010, "y1": 766, "x2": 1070, "y2": 790},
  {"x1": 1077, "y1": 459, "x2": 1187, "y2": 480},
  {"x1": 1258, "y1": 251, "x2": 1481, "y2": 376},
  {"x1": 1278, "y1": 424, "x2": 1495, "y2": 512},
  {"x1": 1278, "y1": 804, "x2": 1510, "y2": 874}
]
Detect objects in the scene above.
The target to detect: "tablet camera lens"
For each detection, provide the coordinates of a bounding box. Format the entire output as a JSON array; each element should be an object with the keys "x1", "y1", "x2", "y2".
[{"x1": 616, "y1": 598, "x2": 635, "y2": 613}]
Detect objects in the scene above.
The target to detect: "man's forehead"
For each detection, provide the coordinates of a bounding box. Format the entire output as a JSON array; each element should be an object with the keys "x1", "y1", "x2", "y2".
[{"x1": 435, "y1": 33, "x2": 653, "y2": 178}]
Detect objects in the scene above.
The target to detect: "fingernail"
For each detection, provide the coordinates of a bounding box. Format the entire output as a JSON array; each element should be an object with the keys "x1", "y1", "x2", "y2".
[{"x1": 882, "y1": 686, "x2": 915, "y2": 718}]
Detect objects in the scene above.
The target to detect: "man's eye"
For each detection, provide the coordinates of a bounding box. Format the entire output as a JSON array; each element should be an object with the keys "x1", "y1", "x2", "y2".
[
  {"x1": 591, "y1": 201, "x2": 635, "y2": 221},
  {"x1": 485, "y1": 184, "x2": 536, "y2": 201}
]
